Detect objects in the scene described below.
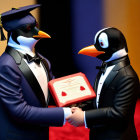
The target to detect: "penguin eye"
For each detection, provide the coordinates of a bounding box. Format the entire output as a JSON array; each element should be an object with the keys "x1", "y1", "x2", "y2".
[
  {"x1": 100, "y1": 42, "x2": 104, "y2": 46},
  {"x1": 26, "y1": 25, "x2": 31, "y2": 31},
  {"x1": 98, "y1": 32, "x2": 109, "y2": 48}
]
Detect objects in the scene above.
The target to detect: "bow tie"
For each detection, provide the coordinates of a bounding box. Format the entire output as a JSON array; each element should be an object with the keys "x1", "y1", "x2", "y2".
[
  {"x1": 24, "y1": 54, "x2": 42, "y2": 65},
  {"x1": 96, "y1": 62, "x2": 107, "y2": 74}
]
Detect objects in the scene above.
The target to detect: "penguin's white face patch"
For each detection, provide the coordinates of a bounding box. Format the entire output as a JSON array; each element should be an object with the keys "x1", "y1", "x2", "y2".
[
  {"x1": 98, "y1": 32, "x2": 109, "y2": 48},
  {"x1": 94, "y1": 27, "x2": 111, "y2": 44},
  {"x1": 17, "y1": 36, "x2": 38, "y2": 47}
]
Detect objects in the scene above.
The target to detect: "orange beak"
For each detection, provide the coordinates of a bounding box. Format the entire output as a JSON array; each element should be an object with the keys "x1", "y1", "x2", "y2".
[
  {"x1": 78, "y1": 45, "x2": 105, "y2": 57},
  {"x1": 33, "y1": 31, "x2": 51, "y2": 39}
]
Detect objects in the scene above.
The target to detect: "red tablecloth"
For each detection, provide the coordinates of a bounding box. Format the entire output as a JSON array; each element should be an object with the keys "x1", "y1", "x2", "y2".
[{"x1": 134, "y1": 99, "x2": 140, "y2": 139}]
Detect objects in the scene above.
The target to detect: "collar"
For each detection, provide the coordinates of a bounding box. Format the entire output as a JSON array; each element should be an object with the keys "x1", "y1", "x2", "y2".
[
  {"x1": 106, "y1": 55, "x2": 130, "y2": 68},
  {"x1": 96, "y1": 55, "x2": 130, "y2": 74}
]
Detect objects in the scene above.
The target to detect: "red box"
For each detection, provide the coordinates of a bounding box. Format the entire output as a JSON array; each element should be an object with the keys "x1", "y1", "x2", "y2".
[{"x1": 48, "y1": 72, "x2": 96, "y2": 107}]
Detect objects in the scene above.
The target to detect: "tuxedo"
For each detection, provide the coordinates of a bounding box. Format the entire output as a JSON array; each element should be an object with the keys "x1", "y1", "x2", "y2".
[
  {"x1": 84, "y1": 56, "x2": 140, "y2": 140},
  {"x1": 0, "y1": 47, "x2": 64, "y2": 140}
]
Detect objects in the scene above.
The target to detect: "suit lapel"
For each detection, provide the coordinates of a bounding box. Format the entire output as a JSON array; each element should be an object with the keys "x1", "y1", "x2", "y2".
[
  {"x1": 93, "y1": 71, "x2": 102, "y2": 108},
  {"x1": 5, "y1": 47, "x2": 47, "y2": 107},
  {"x1": 40, "y1": 58, "x2": 52, "y2": 106},
  {"x1": 101, "y1": 68, "x2": 118, "y2": 92},
  {"x1": 94, "y1": 71, "x2": 102, "y2": 93}
]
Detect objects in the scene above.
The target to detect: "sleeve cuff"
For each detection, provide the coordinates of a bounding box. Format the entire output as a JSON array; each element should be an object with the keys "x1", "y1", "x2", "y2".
[
  {"x1": 84, "y1": 111, "x2": 88, "y2": 128},
  {"x1": 63, "y1": 107, "x2": 72, "y2": 125}
]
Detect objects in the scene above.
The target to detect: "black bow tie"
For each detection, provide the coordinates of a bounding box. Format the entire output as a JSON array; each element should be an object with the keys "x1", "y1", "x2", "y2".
[
  {"x1": 96, "y1": 62, "x2": 108, "y2": 74},
  {"x1": 24, "y1": 54, "x2": 42, "y2": 65}
]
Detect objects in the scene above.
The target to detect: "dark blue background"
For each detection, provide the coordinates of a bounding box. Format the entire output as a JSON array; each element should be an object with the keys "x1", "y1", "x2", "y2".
[{"x1": 36, "y1": 0, "x2": 103, "y2": 85}]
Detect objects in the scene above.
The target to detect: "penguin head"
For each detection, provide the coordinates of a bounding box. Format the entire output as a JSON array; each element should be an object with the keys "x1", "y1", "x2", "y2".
[
  {"x1": 1, "y1": 4, "x2": 51, "y2": 46},
  {"x1": 78, "y1": 27, "x2": 128, "y2": 61},
  {"x1": 8, "y1": 21, "x2": 51, "y2": 46}
]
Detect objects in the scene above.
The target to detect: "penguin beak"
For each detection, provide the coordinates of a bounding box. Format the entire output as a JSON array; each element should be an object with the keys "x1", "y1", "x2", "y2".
[
  {"x1": 78, "y1": 45, "x2": 105, "y2": 57},
  {"x1": 33, "y1": 30, "x2": 51, "y2": 39}
]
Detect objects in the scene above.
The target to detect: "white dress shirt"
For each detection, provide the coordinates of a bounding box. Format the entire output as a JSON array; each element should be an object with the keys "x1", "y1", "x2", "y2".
[{"x1": 96, "y1": 65, "x2": 115, "y2": 108}]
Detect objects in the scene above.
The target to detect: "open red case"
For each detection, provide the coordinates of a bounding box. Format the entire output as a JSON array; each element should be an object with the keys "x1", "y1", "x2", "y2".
[{"x1": 48, "y1": 72, "x2": 96, "y2": 107}]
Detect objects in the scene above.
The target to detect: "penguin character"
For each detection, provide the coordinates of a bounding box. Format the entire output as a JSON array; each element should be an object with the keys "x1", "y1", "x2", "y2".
[{"x1": 74, "y1": 27, "x2": 140, "y2": 139}]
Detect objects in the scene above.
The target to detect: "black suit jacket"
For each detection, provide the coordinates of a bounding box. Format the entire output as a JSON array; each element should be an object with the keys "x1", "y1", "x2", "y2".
[{"x1": 84, "y1": 56, "x2": 140, "y2": 140}]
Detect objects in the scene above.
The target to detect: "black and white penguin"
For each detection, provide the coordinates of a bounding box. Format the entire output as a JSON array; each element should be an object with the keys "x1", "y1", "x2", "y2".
[
  {"x1": 77, "y1": 27, "x2": 140, "y2": 140},
  {"x1": 78, "y1": 27, "x2": 128, "y2": 62}
]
